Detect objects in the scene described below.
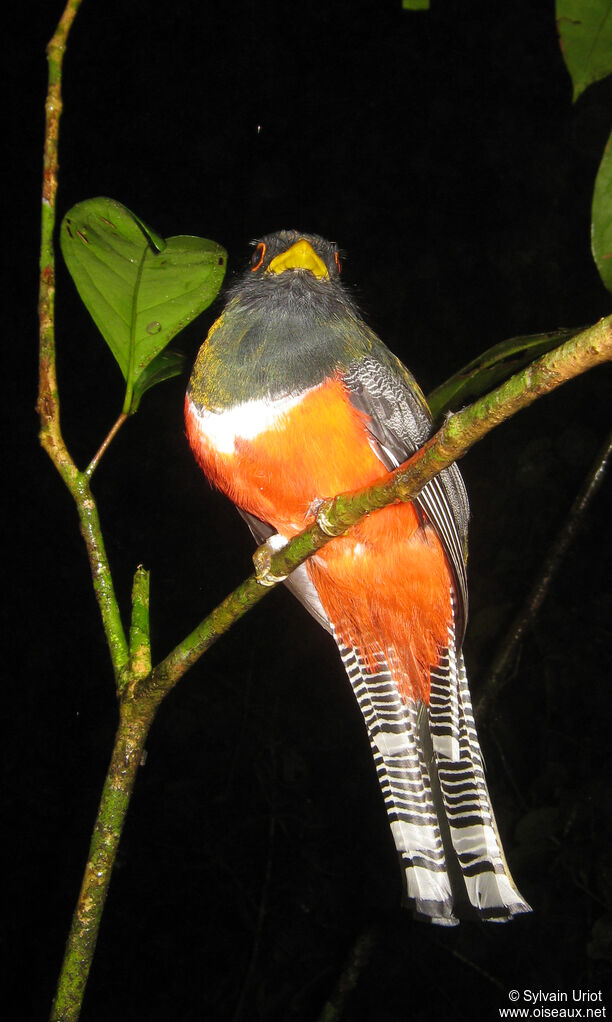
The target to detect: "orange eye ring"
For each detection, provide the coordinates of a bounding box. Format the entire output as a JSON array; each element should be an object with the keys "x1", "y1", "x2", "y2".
[
  {"x1": 334, "y1": 251, "x2": 342, "y2": 274},
  {"x1": 251, "y1": 242, "x2": 266, "y2": 271}
]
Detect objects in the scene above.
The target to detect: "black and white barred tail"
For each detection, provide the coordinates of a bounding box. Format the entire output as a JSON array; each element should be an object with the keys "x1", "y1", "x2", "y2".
[{"x1": 336, "y1": 595, "x2": 530, "y2": 925}]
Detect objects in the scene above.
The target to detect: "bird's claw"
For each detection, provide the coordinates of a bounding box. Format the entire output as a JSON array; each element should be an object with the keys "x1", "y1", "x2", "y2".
[
  {"x1": 315, "y1": 499, "x2": 345, "y2": 537},
  {"x1": 253, "y1": 534, "x2": 289, "y2": 587}
]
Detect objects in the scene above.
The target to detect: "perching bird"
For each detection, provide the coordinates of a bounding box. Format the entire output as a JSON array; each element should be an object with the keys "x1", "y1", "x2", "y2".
[{"x1": 185, "y1": 230, "x2": 530, "y2": 925}]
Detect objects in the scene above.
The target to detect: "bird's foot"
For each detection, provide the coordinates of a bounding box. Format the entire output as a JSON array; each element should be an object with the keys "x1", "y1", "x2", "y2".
[
  {"x1": 253, "y1": 533, "x2": 289, "y2": 587},
  {"x1": 312, "y1": 498, "x2": 346, "y2": 537}
]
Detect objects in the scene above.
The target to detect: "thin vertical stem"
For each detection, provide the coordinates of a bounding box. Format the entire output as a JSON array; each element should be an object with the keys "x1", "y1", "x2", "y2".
[
  {"x1": 37, "y1": 0, "x2": 129, "y2": 683},
  {"x1": 37, "y1": 0, "x2": 84, "y2": 473}
]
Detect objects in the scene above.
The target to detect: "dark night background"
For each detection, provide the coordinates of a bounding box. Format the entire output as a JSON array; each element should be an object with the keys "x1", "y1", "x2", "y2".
[{"x1": 8, "y1": 1, "x2": 612, "y2": 1019}]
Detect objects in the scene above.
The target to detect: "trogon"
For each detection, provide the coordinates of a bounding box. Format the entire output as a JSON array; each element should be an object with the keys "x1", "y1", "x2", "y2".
[{"x1": 185, "y1": 229, "x2": 530, "y2": 925}]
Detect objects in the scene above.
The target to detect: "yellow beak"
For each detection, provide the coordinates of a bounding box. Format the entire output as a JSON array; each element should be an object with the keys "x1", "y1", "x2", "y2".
[{"x1": 267, "y1": 239, "x2": 329, "y2": 279}]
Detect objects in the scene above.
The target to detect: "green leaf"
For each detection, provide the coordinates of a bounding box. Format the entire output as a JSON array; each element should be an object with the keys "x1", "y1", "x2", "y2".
[
  {"x1": 426, "y1": 328, "x2": 581, "y2": 420},
  {"x1": 556, "y1": 0, "x2": 612, "y2": 101},
  {"x1": 130, "y1": 349, "x2": 187, "y2": 412},
  {"x1": 592, "y1": 130, "x2": 612, "y2": 292},
  {"x1": 60, "y1": 197, "x2": 227, "y2": 414}
]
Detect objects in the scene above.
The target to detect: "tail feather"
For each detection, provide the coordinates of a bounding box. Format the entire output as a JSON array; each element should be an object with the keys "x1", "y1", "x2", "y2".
[
  {"x1": 446, "y1": 651, "x2": 530, "y2": 919},
  {"x1": 335, "y1": 604, "x2": 531, "y2": 924},
  {"x1": 338, "y1": 640, "x2": 457, "y2": 924},
  {"x1": 429, "y1": 596, "x2": 530, "y2": 920}
]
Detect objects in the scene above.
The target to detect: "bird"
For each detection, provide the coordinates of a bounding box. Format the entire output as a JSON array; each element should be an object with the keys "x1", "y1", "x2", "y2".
[{"x1": 185, "y1": 229, "x2": 531, "y2": 926}]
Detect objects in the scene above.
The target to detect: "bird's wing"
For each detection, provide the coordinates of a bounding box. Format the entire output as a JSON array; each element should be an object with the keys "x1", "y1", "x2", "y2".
[{"x1": 341, "y1": 352, "x2": 469, "y2": 641}]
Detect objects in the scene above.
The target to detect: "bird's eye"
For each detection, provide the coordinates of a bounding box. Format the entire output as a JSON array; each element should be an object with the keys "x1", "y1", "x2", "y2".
[
  {"x1": 251, "y1": 242, "x2": 266, "y2": 271},
  {"x1": 334, "y1": 251, "x2": 342, "y2": 274}
]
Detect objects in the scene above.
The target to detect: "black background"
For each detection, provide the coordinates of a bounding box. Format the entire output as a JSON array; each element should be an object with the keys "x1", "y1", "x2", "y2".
[{"x1": 9, "y1": 1, "x2": 612, "y2": 1019}]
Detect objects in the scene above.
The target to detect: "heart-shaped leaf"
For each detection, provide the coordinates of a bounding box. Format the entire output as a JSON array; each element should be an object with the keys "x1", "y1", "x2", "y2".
[
  {"x1": 592, "y1": 130, "x2": 612, "y2": 293},
  {"x1": 556, "y1": 0, "x2": 612, "y2": 101},
  {"x1": 60, "y1": 197, "x2": 227, "y2": 413}
]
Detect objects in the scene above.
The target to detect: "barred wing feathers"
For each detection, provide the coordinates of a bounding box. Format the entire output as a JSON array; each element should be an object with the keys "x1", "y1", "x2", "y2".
[{"x1": 342, "y1": 354, "x2": 469, "y2": 640}]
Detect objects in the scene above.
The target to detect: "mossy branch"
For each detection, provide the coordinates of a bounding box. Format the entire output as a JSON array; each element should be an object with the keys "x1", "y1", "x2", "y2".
[
  {"x1": 129, "y1": 565, "x2": 152, "y2": 683},
  {"x1": 49, "y1": 699, "x2": 153, "y2": 1022},
  {"x1": 132, "y1": 313, "x2": 612, "y2": 710}
]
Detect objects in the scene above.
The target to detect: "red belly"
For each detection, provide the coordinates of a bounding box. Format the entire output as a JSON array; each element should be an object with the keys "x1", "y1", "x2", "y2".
[{"x1": 185, "y1": 377, "x2": 452, "y2": 702}]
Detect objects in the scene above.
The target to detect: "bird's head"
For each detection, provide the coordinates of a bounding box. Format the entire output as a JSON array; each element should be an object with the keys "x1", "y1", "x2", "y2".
[
  {"x1": 249, "y1": 230, "x2": 342, "y2": 282},
  {"x1": 189, "y1": 230, "x2": 370, "y2": 407}
]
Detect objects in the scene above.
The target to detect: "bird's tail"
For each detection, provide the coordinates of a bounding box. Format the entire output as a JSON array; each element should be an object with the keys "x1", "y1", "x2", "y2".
[{"x1": 335, "y1": 605, "x2": 530, "y2": 925}]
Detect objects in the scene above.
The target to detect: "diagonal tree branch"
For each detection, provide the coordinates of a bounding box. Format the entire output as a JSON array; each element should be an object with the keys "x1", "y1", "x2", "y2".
[{"x1": 132, "y1": 313, "x2": 612, "y2": 710}]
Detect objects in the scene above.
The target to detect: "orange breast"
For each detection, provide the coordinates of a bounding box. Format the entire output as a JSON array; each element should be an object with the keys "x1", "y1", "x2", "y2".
[{"x1": 185, "y1": 377, "x2": 452, "y2": 702}]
